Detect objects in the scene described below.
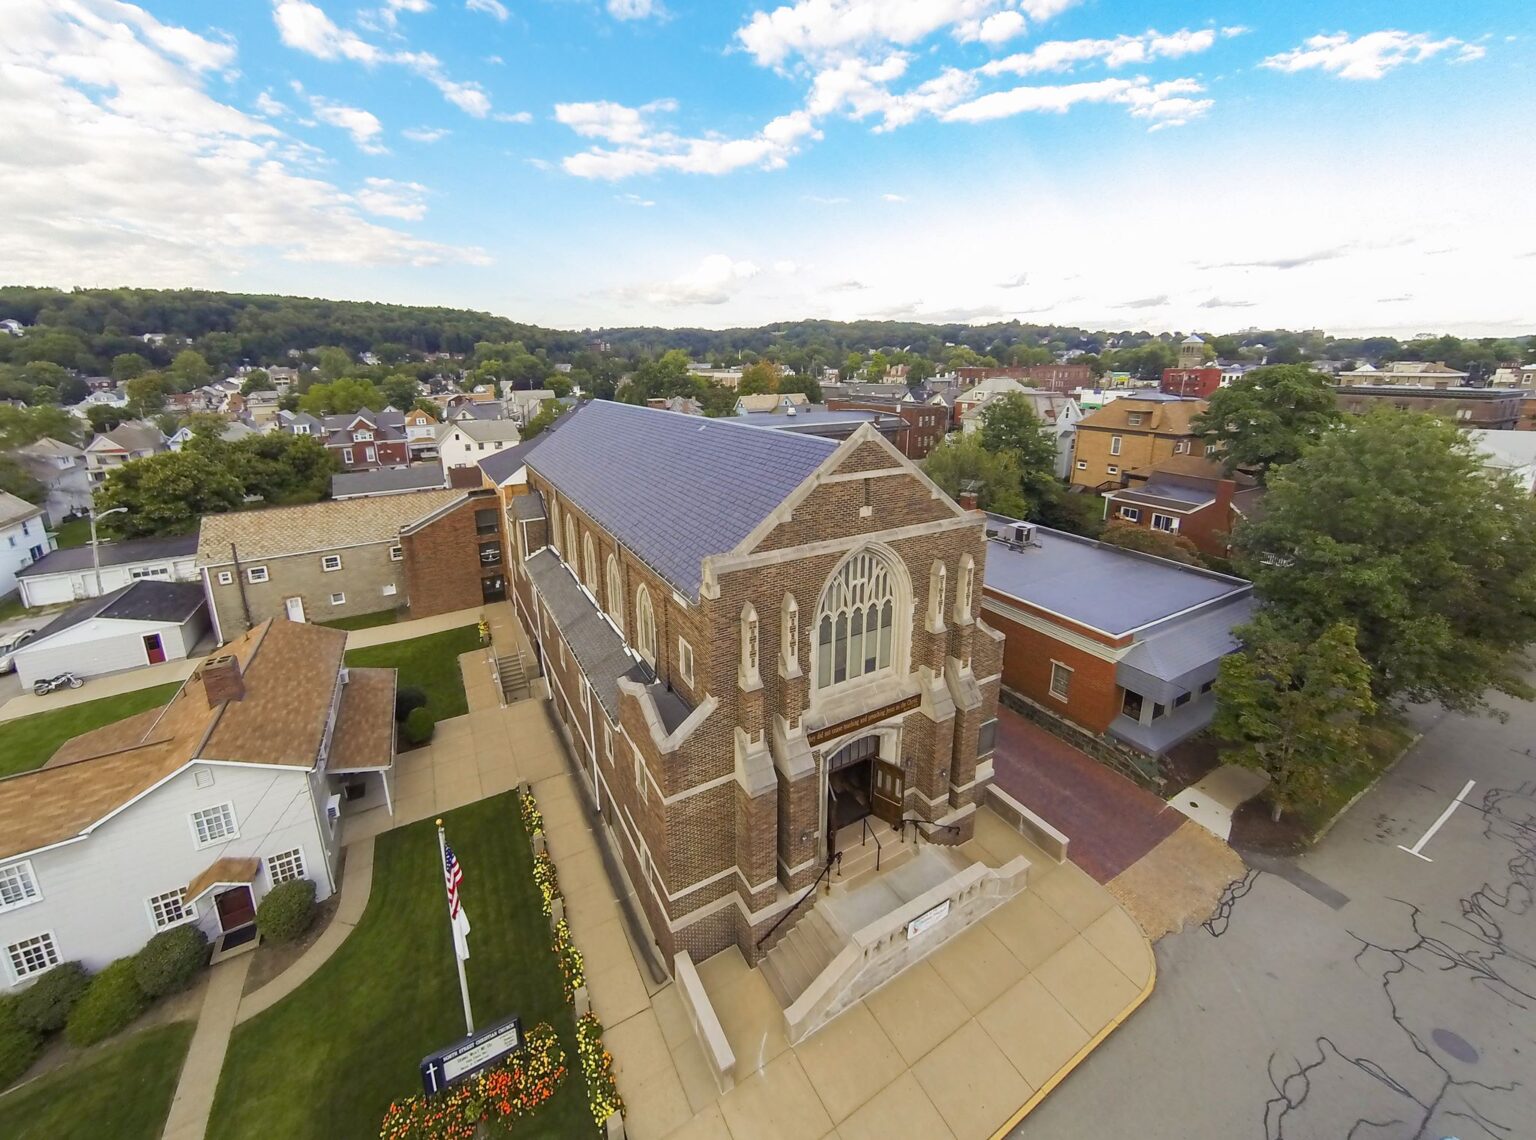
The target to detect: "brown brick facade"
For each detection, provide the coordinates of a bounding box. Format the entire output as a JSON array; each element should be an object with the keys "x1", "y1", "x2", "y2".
[
  {"x1": 399, "y1": 492, "x2": 507, "y2": 617},
  {"x1": 980, "y1": 592, "x2": 1124, "y2": 733}
]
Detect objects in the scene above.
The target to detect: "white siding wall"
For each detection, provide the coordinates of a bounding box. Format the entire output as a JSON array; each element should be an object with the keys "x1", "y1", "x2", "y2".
[
  {"x1": 18, "y1": 556, "x2": 200, "y2": 607},
  {"x1": 12, "y1": 612, "x2": 206, "y2": 687},
  {"x1": 0, "y1": 762, "x2": 333, "y2": 989},
  {"x1": 1, "y1": 516, "x2": 48, "y2": 597}
]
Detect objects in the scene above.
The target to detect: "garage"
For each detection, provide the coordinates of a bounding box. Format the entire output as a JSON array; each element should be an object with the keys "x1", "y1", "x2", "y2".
[{"x1": 12, "y1": 580, "x2": 209, "y2": 688}]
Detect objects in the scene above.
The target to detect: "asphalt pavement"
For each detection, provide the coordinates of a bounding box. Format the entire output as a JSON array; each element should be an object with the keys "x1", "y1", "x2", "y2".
[{"x1": 1015, "y1": 687, "x2": 1536, "y2": 1140}]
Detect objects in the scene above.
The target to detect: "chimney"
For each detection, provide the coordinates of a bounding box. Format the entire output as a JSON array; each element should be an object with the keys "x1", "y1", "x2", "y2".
[
  {"x1": 958, "y1": 490, "x2": 979, "y2": 511},
  {"x1": 202, "y1": 655, "x2": 245, "y2": 707}
]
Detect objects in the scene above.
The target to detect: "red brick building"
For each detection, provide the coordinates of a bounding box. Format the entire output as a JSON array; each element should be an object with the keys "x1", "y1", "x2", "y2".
[
  {"x1": 1102, "y1": 456, "x2": 1263, "y2": 561},
  {"x1": 1160, "y1": 367, "x2": 1224, "y2": 399},
  {"x1": 506, "y1": 401, "x2": 1001, "y2": 966},
  {"x1": 1021, "y1": 363, "x2": 1093, "y2": 393},
  {"x1": 825, "y1": 396, "x2": 948, "y2": 458}
]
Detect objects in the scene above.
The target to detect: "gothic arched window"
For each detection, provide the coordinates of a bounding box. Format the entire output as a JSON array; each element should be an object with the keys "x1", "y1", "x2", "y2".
[
  {"x1": 606, "y1": 555, "x2": 624, "y2": 631},
  {"x1": 635, "y1": 585, "x2": 657, "y2": 665},
  {"x1": 582, "y1": 534, "x2": 598, "y2": 593},
  {"x1": 815, "y1": 549, "x2": 897, "y2": 689}
]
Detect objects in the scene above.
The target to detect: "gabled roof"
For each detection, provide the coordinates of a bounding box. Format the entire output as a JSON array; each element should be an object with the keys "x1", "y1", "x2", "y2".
[
  {"x1": 92, "y1": 422, "x2": 164, "y2": 453},
  {"x1": 196, "y1": 489, "x2": 465, "y2": 565},
  {"x1": 17, "y1": 436, "x2": 83, "y2": 460},
  {"x1": 1076, "y1": 395, "x2": 1206, "y2": 435},
  {"x1": 331, "y1": 463, "x2": 448, "y2": 499},
  {"x1": 441, "y1": 418, "x2": 522, "y2": 444},
  {"x1": 27, "y1": 581, "x2": 206, "y2": 646},
  {"x1": 525, "y1": 400, "x2": 836, "y2": 599},
  {"x1": 19, "y1": 533, "x2": 198, "y2": 578},
  {"x1": 478, "y1": 432, "x2": 552, "y2": 485},
  {"x1": 0, "y1": 490, "x2": 41, "y2": 529}
]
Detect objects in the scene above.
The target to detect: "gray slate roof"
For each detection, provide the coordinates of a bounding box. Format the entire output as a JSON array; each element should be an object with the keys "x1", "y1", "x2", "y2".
[
  {"x1": 509, "y1": 490, "x2": 546, "y2": 521},
  {"x1": 1109, "y1": 484, "x2": 1215, "y2": 511},
  {"x1": 31, "y1": 580, "x2": 206, "y2": 645},
  {"x1": 331, "y1": 463, "x2": 447, "y2": 498},
  {"x1": 18, "y1": 533, "x2": 199, "y2": 578},
  {"x1": 526, "y1": 401, "x2": 836, "y2": 599},
  {"x1": 982, "y1": 516, "x2": 1250, "y2": 636}
]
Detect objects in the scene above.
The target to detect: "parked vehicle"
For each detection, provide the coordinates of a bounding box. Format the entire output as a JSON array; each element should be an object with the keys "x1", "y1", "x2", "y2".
[
  {"x1": 0, "y1": 628, "x2": 38, "y2": 674},
  {"x1": 33, "y1": 672, "x2": 84, "y2": 696}
]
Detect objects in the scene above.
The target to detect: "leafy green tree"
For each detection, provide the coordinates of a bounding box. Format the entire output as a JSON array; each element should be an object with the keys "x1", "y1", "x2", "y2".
[
  {"x1": 111, "y1": 353, "x2": 149, "y2": 382},
  {"x1": 0, "y1": 457, "x2": 43, "y2": 504},
  {"x1": 225, "y1": 433, "x2": 336, "y2": 504},
  {"x1": 840, "y1": 352, "x2": 862, "y2": 381},
  {"x1": 96, "y1": 450, "x2": 244, "y2": 537},
  {"x1": 736, "y1": 361, "x2": 779, "y2": 396},
  {"x1": 381, "y1": 374, "x2": 420, "y2": 409},
  {"x1": 521, "y1": 401, "x2": 560, "y2": 440},
  {"x1": 298, "y1": 377, "x2": 385, "y2": 416},
  {"x1": 1193, "y1": 365, "x2": 1340, "y2": 481},
  {"x1": 124, "y1": 373, "x2": 168, "y2": 418},
  {"x1": 11, "y1": 330, "x2": 87, "y2": 370},
  {"x1": 1212, "y1": 618, "x2": 1376, "y2": 821},
  {"x1": 777, "y1": 374, "x2": 823, "y2": 403},
  {"x1": 86, "y1": 405, "x2": 124, "y2": 435},
  {"x1": 922, "y1": 434, "x2": 1027, "y2": 517},
  {"x1": 239, "y1": 370, "x2": 271, "y2": 396},
  {"x1": 316, "y1": 346, "x2": 353, "y2": 381},
  {"x1": 978, "y1": 394, "x2": 1062, "y2": 513},
  {"x1": 1235, "y1": 409, "x2": 1536, "y2": 711},
  {"x1": 168, "y1": 350, "x2": 210, "y2": 390},
  {"x1": 0, "y1": 405, "x2": 80, "y2": 448},
  {"x1": 1098, "y1": 521, "x2": 1203, "y2": 565}
]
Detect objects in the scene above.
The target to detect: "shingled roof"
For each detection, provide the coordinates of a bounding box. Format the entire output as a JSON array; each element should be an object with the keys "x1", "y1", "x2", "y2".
[
  {"x1": 525, "y1": 401, "x2": 836, "y2": 598},
  {"x1": 196, "y1": 489, "x2": 464, "y2": 565}
]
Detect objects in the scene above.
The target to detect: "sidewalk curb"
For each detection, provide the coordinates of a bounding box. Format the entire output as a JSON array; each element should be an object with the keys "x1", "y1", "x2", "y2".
[
  {"x1": 1306, "y1": 730, "x2": 1422, "y2": 847},
  {"x1": 986, "y1": 951, "x2": 1157, "y2": 1139}
]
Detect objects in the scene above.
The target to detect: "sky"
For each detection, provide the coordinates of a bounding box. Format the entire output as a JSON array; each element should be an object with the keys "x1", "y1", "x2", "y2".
[{"x1": 3, "y1": 1, "x2": 1534, "y2": 337}]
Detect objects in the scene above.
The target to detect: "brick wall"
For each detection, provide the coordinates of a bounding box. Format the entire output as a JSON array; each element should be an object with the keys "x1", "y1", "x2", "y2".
[
  {"x1": 400, "y1": 492, "x2": 505, "y2": 618},
  {"x1": 980, "y1": 593, "x2": 1124, "y2": 734}
]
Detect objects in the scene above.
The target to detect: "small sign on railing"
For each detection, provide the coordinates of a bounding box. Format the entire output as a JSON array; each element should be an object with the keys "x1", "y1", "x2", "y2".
[{"x1": 905, "y1": 899, "x2": 951, "y2": 940}]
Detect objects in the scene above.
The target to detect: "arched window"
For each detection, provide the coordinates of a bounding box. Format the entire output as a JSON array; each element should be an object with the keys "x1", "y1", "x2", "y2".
[
  {"x1": 605, "y1": 555, "x2": 624, "y2": 630},
  {"x1": 582, "y1": 534, "x2": 597, "y2": 593},
  {"x1": 781, "y1": 594, "x2": 799, "y2": 676},
  {"x1": 635, "y1": 585, "x2": 657, "y2": 665},
  {"x1": 816, "y1": 549, "x2": 897, "y2": 689},
  {"x1": 564, "y1": 517, "x2": 577, "y2": 566},
  {"x1": 741, "y1": 603, "x2": 760, "y2": 684},
  {"x1": 955, "y1": 554, "x2": 975, "y2": 625},
  {"x1": 928, "y1": 561, "x2": 947, "y2": 632}
]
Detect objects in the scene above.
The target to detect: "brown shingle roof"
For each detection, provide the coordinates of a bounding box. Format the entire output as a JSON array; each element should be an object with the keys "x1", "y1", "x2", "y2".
[
  {"x1": 195, "y1": 490, "x2": 465, "y2": 566},
  {"x1": 327, "y1": 668, "x2": 397, "y2": 772},
  {"x1": 1077, "y1": 396, "x2": 1207, "y2": 436},
  {"x1": 0, "y1": 619, "x2": 364, "y2": 860},
  {"x1": 187, "y1": 857, "x2": 260, "y2": 902}
]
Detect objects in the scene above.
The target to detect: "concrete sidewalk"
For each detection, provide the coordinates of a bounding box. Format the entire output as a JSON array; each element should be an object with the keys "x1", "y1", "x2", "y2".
[
  {"x1": 339, "y1": 606, "x2": 483, "y2": 649},
  {"x1": 161, "y1": 954, "x2": 251, "y2": 1140},
  {"x1": 0, "y1": 655, "x2": 198, "y2": 722}
]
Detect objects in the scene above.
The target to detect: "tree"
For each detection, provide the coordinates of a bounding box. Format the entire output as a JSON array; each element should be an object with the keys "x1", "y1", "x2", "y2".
[
  {"x1": 87, "y1": 405, "x2": 125, "y2": 435},
  {"x1": 124, "y1": 373, "x2": 168, "y2": 418},
  {"x1": 777, "y1": 374, "x2": 823, "y2": 403},
  {"x1": 978, "y1": 393, "x2": 1062, "y2": 514},
  {"x1": 112, "y1": 353, "x2": 149, "y2": 382},
  {"x1": 521, "y1": 401, "x2": 560, "y2": 440},
  {"x1": 239, "y1": 370, "x2": 271, "y2": 396},
  {"x1": 381, "y1": 374, "x2": 420, "y2": 410},
  {"x1": 867, "y1": 351, "x2": 890, "y2": 381},
  {"x1": 298, "y1": 377, "x2": 385, "y2": 416},
  {"x1": 0, "y1": 405, "x2": 80, "y2": 449},
  {"x1": 1235, "y1": 409, "x2": 1536, "y2": 711},
  {"x1": 0, "y1": 457, "x2": 43, "y2": 504},
  {"x1": 96, "y1": 450, "x2": 244, "y2": 537},
  {"x1": 224, "y1": 433, "x2": 336, "y2": 504},
  {"x1": 316, "y1": 346, "x2": 353, "y2": 381},
  {"x1": 1098, "y1": 522, "x2": 1203, "y2": 565},
  {"x1": 168, "y1": 350, "x2": 210, "y2": 390},
  {"x1": 922, "y1": 434, "x2": 1027, "y2": 517},
  {"x1": 840, "y1": 352, "x2": 863, "y2": 381},
  {"x1": 736, "y1": 361, "x2": 779, "y2": 396},
  {"x1": 1212, "y1": 619, "x2": 1375, "y2": 820},
  {"x1": 1192, "y1": 365, "x2": 1341, "y2": 481}
]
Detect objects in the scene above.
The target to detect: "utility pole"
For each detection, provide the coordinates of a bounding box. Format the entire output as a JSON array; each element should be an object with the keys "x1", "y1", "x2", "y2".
[{"x1": 89, "y1": 506, "x2": 128, "y2": 597}]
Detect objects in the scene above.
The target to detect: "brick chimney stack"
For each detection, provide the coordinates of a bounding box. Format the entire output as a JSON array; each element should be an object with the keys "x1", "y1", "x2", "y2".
[
  {"x1": 202, "y1": 655, "x2": 245, "y2": 707},
  {"x1": 957, "y1": 490, "x2": 979, "y2": 511}
]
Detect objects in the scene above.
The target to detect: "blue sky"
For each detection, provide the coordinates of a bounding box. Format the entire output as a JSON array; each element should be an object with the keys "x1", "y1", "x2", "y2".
[{"x1": 3, "y1": 1, "x2": 1533, "y2": 335}]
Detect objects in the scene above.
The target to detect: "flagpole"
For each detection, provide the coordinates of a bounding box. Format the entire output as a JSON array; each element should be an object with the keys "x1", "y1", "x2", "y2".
[{"x1": 437, "y1": 819, "x2": 474, "y2": 1035}]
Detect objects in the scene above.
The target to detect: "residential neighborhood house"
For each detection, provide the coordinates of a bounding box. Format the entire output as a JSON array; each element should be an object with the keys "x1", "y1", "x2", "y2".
[
  {"x1": 11, "y1": 437, "x2": 92, "y2": 525},
  {"x1": 17, "y1": 534, "x2": 200, "y2": 607},
  {"x1": 1102, "y1": 456, "x2": 1264, "y2": 561},
  {"x1": 8, "y1": 581, "x2": 208, "y2": 688},
  {"x1": 84, "y1": 422, "x2": 165, "y2": 485},
  {"x1": 1070, "y1": 393, "x2": 1208, "y2": 489}
]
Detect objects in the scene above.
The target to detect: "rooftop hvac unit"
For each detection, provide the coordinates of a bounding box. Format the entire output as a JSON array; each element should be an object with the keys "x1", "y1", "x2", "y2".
[{"x1": 1010, "y1": 522, "x2": 1037, "y2": 548}]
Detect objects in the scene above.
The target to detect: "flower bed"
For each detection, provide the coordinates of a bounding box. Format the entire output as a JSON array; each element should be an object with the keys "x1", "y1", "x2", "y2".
[
  {"x1": 519, "y1": 790, "x2": 544, "y2": 838},
  {"x1": 379, "y1": 1023, "x2": 567, "y2": 1140},
  {"x1": 552, "y1": 918, "x2": 584, "y2": 1003},
  {"x1": 531, "y1": 853, "x2": 560, "y2": 919},
  {"x1": 576, "y1": 1012, "x2": 624, "y2": 1128}
]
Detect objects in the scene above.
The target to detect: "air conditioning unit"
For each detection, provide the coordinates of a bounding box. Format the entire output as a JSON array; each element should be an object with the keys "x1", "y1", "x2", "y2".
[{"x1": 1011, "y1": 522, "x2": 1037, "y2": 547}]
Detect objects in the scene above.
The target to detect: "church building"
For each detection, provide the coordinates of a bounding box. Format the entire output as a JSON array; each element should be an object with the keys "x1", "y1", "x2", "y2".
[{"x1": 505, "y1": 401, "x2": 1003, "y2": 965}]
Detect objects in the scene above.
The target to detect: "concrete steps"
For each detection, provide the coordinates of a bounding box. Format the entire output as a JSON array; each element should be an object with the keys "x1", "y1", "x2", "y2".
[
  {"x1": 494, "y1": 652, "x2": 529, "y2": 701},
  {"x1": 760, "y1": 908, "x2": 845, "y2": 1011}
]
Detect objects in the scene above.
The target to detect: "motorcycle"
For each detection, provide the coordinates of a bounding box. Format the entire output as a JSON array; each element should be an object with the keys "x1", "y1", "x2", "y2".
[{"x1": 33, "y1": 672, "x2": 85, "y2": 696}]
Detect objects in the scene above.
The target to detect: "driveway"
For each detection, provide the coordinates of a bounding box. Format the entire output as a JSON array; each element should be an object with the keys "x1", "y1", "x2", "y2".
[{"x1": 992, "y1": 708, "x2": 1183, "y2": 884}]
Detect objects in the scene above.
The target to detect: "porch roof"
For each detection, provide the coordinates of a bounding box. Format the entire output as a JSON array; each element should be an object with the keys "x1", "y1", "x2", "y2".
[
  {"x1": 327, "y1": 668, "x2": 397, "y2": 772},
  {"x1": 187, "y1": 856, "x2": 260, "y2": 902}
]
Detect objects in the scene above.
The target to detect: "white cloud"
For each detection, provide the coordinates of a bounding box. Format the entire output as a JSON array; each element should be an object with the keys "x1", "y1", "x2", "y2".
[
  {"x1": 617, "y1": 192, "x2": 656, "y2": 207},
  {"x1": 608, "y1": 0, "x2": 662, "y2": 20},
  {"x1": 738, "y1": 0, "x2": 1017, "y2": 68},
  {"x1": 969, "y1": 11, "x2": 1025, "y2": 46},
  {"x1": 882, "y1": 192, "x2": 906, "y2": 202},
  {"x1": 466, "y1": 0, "x2": 508, "y2": 19},
  {"x1": 494, "y1": 111, "x2": 534, "y2": 124},
  {"x1": 944, "y1": 76, "x2": 1211, "y2": 129},
  {"x1": 554, "y1": 99, "x2": 677, "y2": 144},
  {"x1": 773, "y1": 259, "x2": 799, "y2": 274},
  {"x1": 307, "y1": 95, "x2": 388, "y2": 152},
  {"x1": 255, "y1": 91, "x2": 290, "y2": 117},
  {"x1": 983, "y1": 28, "x2": 1220, "y2": 77},
  {"x1": 402, "y1": 125, "x2": 449, "y2": 141},
  {"x1": 0, "y1": 0, "x2": 482, "y2": 284},
  {"x1": 367, "y1": 0, "x2": 432, "y2": 29},
  {"x1": 355, "y1": 177, "x2": 429, "y2": 219},
  {"x1": 556, "y1": 99, "x2": 820, "y2": 179},
  {"x1": 624, "y1": 254, "x2": 761, "y2": 306},
  {"x1": 1262, "y1": 31, "x2": 1483, "y2": 81},
  {"x1": 803, "y1": 193, "x2": 849, "y2": 204},
  {"x1": 271, "y1": 0, "x2": 491, "y2": 116}
]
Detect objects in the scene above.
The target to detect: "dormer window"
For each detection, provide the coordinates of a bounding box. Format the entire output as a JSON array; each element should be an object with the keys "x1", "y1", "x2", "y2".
[{"x1": 355, "y1": 430, "x2": 373, "y2": 441}]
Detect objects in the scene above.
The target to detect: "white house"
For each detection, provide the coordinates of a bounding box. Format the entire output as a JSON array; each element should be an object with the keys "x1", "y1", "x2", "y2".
[
  {"x1": 17, "y1": 534, "x2": 200, "y2": 607},
  {"x1": 0, "y1": 492, "x2": 51, "y2": 599},
  {"x1": 959, "y1": 392, "x2": 1084, "y2": 478},
  {"x1": 505, "y1": 389, "x2": 555, "y2": 426},
  {"x1": 167, "y1": 420, "x2": 257, "y2": 451},
  {"x1": 1468, "y1": 429, "x2": 1536, "y2": 495},
  {"x1": 12, "y1": 438, "x2": 92, "y2": 526},
  {"x1": 0, "y1": 620, "x2": 396, "y2": 986},
  {"x1": 437, "y1": 418, "x2": 522, "y2": 470},
  {"x1": 10, "y1": 581, "x2": 209, "y2": 688}
]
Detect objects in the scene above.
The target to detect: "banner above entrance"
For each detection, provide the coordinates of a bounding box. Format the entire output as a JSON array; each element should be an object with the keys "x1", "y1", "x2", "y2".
[{"x1": 808, "y1": 694, "x2": 921, "y2": 747}]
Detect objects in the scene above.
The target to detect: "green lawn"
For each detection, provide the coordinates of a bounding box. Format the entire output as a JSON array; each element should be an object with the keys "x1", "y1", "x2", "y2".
[
  {"x1": 343, "y1": 624, "x2": 480, "y2": 721},
  {"x1": 0, "y1": 1022, "x2": 194, "y2": 1140},
  {"x1": 52, "y1": 517, "x2": 93, "y2": 550},
  {"x1": 319, "y1": 609, "x2": 399, "y2": 632},
  {"x1": 208, "y1": 793, "x2": 592, "y2": 1140},
  {"x1": 0, "y1": 682, "x2": 185, "y2": 778}
]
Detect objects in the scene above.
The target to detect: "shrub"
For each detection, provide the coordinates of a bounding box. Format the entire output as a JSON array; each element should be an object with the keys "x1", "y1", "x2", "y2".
[
  {"x1": 135, "y1": 926, "x2": 209, "y2": 999},
  {"x1": 394, "y1": 685, "x2": 428, "y2": 723},
  {"x1": 257, "y1": 879, "x2": 316, "y2": 944},
  {"x1": 404, "y1": 706, "x2": 435, "y2": 746},
  {"x1": 13, "y1": 961, "x2": 91, "y2": 1035},
  {"x1": 0, "y1": 998, "x2": 42, "y2": 1088},
  {"x1": 65, "y1": 959, "x2": 147, "y2": 1048}
]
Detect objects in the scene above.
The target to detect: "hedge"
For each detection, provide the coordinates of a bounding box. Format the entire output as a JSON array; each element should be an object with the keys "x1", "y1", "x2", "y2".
[
  {"x1": 65, "y1": 958, "x2": 147, "y2": 1048},
  {"x1": 0, "y1": 998, "x2": 41, "y2": 1088},
  {"x1": 135, "y1": 926, "x2": 209, "y2": 999},
  {"x1": 394, "y1": 686, "x2": 428, "y2": 723},
  {"x1": 257, "y1": 879, "x2": 317, "y2": 944},
  {"x1": 12, "y1": 961, "x2": 91, "y2": 1035},
  {"x1": 404, "y1": 707, "x2": 435, "y2": 746}
]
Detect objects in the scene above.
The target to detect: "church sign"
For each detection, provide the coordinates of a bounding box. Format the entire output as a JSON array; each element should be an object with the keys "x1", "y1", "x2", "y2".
[{"x1": 808, "y1": 694, "x2": 921, "y2": 747}]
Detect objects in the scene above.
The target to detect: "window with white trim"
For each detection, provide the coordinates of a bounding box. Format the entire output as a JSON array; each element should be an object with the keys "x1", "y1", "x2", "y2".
[
  {"x1": 330, "y1": 592, "x2": 346, "y2": 605},
  {"x1": 1174, "y1": 440, "x2": 1190, "y2": 454},
  {"x1": 7, "y1": 933, "x2": 58, "y2": 980},
  {"x1": 382, "y1": 583, "x2": 397, "y2": 596},
  {"x1": 1109, "y1": 435, "x2": 1123, "y2": 456},
  {"x1": 582, "y1": 534, "x2": 597, "y2": 593},
  {"x1": 1075, "y1": 460, "x2": 1088, "y2": 470},
  {"x1": 635, "y1": 753, "x2": 647, "y2": 802},
  {"x1": 1151, "y1": 513, "x2": 1178, "y2": 533},
  {"x1": 217, "y1": 570, "x2": 233, "y2": 585},
  {"x1": 1126, "y1": 412, "x2": 1145, "y2": 426},
  {"x1": 635, "y1": 586, "x2": 657, "y2": 665},
  {"x1": 321, "y1": 554, "x2": 342, "y2": 572},
  {"x1": 1106, "y1": 465, "x2": 1119, "y2": 475},
  {"x1": 342, "y1": 448, "x2": 354, "y2": 465},
  {"x1": 266, "y1": 848, "x2": 306, "y2": 885},
  {"x1": 0, "y1": 861, "x2": 40, "y2": 912},
  {"x1": 247, "y1": 566, "x2": 269, "y2": 583},
  {"x1": 1049, "y1": 662, "x2": 1073, "y2": 701},
  {"x1": 355, "y1": 430, "x2": 373, "y2": 441},
  {"x1": 678, "y1": 638, "x2": 695, "y2": 686},
  {"x1": 816, "y1": 548, "x2": 898, "y2": 689},
  {"x1": 1118, "y1": 506, "x2": 1142, "y2": 522},
  {"x1": 191, "y1": 803, "x2": 238, "y2": 846},
  {"x1": 148, "y1": 889, "x2": 192, "y2": 929}
]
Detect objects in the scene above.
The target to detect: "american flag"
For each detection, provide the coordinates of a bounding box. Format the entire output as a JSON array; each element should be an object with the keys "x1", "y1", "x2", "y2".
[{"x1": 444, "y1": 841, "x2": 471, "y2": 960}]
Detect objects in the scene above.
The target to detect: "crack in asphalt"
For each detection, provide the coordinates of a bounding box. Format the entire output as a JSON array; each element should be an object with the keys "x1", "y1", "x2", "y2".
[
  {"x1": 1261, "y1": 782, "x2": 1536, "y2": 1140},
  {"x1": 1203, "y1": 867, "x2": 1261, "y2": 938}
]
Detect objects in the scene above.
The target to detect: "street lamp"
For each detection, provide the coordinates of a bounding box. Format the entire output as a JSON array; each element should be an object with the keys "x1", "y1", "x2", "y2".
[{"x1": 89, "y1": 506, "x2": 128, "y2": 597}]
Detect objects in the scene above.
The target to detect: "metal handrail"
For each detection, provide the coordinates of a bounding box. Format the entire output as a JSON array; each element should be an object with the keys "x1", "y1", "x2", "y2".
[
  {"x1": 757, "y1": 852, "x2": 841, "y2": 949},
  {"x1": 860, "y1": 816, "x2": 884, "y2": 872},
  {"x1": 900, "y1": 814, "x2": 962, "y2": 843}
]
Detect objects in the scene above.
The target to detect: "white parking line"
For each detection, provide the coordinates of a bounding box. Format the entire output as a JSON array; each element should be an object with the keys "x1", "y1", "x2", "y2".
[{"x1": 1398, "y1": 779, "x2": 1476, "y2": 863}]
